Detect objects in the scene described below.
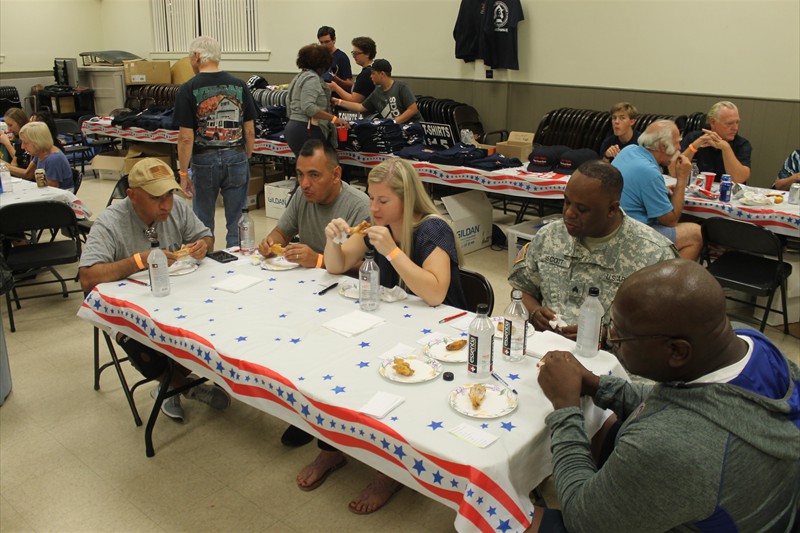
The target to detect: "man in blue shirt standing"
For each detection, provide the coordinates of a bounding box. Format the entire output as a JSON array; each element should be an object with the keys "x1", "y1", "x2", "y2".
[{"x1": 612, "y1": 120, "x2": 702, "y2": 261}]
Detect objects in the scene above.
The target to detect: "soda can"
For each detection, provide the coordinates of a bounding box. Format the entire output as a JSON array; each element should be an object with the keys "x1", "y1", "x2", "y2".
[
  {"x1": 34, "y1": 168, "x2": 47, "y2": 187},
  {"x1": 719, "y1": 175, "x2": 732, "y2": 203},
  {"x1": 789, "y1": 183, "x2": 800, "y2": 205}
]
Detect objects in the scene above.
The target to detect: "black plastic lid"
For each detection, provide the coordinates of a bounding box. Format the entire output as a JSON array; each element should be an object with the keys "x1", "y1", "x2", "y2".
[
  {"x1": 476, "y1": 303, "x2": 489, "y2": 315},
  {"x1": 242, "y1": 208, "x2": 249, "y2": 213},
  {"x1": 365, "y1": 250, "x2": 375, "y2": 259},
  {"x1": 150, "y1": 240, "x2": 159, "y2": 248},
  {"x1": 588, "y1": 287, "x2": 599, "y2": 297}
]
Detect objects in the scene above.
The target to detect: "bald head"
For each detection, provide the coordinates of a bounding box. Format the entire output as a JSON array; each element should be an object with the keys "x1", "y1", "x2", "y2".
[{"x1": 611, "y1": 259, "x2": 744, "y2": 381}]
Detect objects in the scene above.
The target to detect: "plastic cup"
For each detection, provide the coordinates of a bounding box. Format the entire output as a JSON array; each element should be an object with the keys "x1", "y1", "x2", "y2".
[
  {"x1": 701, "y1": 172, "x2": 715, "y2": 190},
  {"x1": 337, "y1": 126, "x2": 348, "y2": 142}
]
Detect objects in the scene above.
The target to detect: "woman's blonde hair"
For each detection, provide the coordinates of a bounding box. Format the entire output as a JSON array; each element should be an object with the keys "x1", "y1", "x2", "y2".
[
  {"x1": 19, "y1": 121, "x2": 53, "y2": 153},
  {"x1": 367, "y1": 157, "x2": 463, "y2": 266}
]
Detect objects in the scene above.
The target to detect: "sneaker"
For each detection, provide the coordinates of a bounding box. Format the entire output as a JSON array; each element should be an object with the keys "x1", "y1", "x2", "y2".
[
  {"x1": 185, "y1": 383, "x2": 231, "y2": 410},
  {"x1": 150, "y1": 385, "x2": 185, "y2": 422}
]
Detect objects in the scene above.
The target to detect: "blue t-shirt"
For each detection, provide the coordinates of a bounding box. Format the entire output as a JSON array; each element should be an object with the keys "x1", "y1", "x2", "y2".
[
  {"x1": 33, "y1": 150, "x2": 74, "y2": 191},
  {"x1": 366, "y1": 216, "x2": 466, "y2": 309},
  {"x1": 612, "y1": 145, "x2": 672, "y2": 225}
]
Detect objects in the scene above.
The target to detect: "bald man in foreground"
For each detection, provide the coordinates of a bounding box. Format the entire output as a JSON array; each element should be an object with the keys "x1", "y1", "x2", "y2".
[{"x1": 526, "y1": 259, "x2": 799, "y2": 532}]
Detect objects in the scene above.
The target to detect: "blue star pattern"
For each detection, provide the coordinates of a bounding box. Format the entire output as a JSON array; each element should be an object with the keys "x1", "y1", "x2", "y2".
[
  {"x1": 500, "y1": 421, "x2": 516, "y2": 432},
  {"x1": 428, "y1": 421, "x2": 444, "y2": 430},
  {"x1": 357, "y1": 361, "x2": 370, "y2": 368}
]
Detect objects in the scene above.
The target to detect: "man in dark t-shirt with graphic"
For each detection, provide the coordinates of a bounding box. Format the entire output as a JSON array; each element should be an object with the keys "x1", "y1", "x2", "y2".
[
  {"x1": 328, "y1": 36, "x2": 376, "y2": 105},
  {"x1": 174, "y1": 36, "x2": 257, "y2": 247}
]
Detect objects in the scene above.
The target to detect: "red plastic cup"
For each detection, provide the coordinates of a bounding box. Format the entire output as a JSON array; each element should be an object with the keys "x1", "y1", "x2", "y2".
[
  {"x1": 337, "y1": 126, "x2": 348, "y2": 142},
  {"x1": 701, "y1": 172, "x2": 715, "y2": 190}
]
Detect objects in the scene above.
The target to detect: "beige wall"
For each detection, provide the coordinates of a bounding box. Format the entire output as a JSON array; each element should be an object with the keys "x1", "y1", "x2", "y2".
[{"x1": 1, "y1": 0, "x2": 797, "y2": 185}]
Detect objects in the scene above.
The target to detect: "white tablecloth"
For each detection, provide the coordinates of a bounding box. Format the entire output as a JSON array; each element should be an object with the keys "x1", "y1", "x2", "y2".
[
  {"x1": 0, "y1": 177, "x2": 91, "y2": 219},
  {"x1": 78, "y1": 252, "x2": 626, "y2": 532}
]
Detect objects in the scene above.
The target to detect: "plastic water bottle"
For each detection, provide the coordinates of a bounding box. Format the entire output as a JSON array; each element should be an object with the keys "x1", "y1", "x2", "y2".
[
  {"x1": 238, "y1": 208, "x2": 255, "y2": 254},
  {"x1": 359, "y1": 250, "x2": 380, "y2": 311},
  {"x1": 502, "y1": 290, "x2": 529, "y2": 362},
  {"x1": 0, "y1": 161, "x2": 10, "y2": 193},
  {"x1": 575, "y1": 287, "x2": 603, "y2": 357},
  {"x1": 468, "y1": 304, "x2": 494, "y2": 379},
  {"x1": 690, "y1": 162, "x2": 701, "y2": 188},
  {"x1": 147, "y1": 241, "x2": 170, "y2": 297},
  {"x1": 719, "y1": 175, "x2": 733, "y2": 203}
]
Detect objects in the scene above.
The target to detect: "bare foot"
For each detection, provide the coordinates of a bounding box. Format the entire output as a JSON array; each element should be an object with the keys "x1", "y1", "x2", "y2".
[
  {"x1": 348, "y1": 472, "x2": 402, "y2": 514},
  {"x1": 296, "y1": 450, "x2": 347, "y2": 491}
]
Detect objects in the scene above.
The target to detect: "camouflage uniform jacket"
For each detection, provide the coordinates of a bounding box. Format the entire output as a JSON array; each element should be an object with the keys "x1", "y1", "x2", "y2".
[{"x1": 508, "y1": 215, "x2": 678, "y2": 325}]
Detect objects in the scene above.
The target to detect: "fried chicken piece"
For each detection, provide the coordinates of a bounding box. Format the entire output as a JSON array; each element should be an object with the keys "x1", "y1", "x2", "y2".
[
  {"x1": 348, "y1": 221, "x2": 372, "y2": 235},
  {"x1": 392, "y1": 358, "x2": 414, "y2": 377},
  {"x1": 446, "y1": 339, "x2": 467, "y2": 351},
  {"x1": 469, "y1": 383, "x2": 486, "y2": 410}
]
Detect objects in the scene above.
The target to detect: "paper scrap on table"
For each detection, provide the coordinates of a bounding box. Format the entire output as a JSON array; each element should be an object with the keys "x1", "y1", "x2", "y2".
[
  {"x1": 323, "y1": 310, "x2": 385, "y2": 337},
  {"x1": 211, "y1": 274, "x2": 263, "y2": 293},
  {"x1": 379, "y1": 343, "x2": 415, "y2": 360},
  {"x1": 417, "y1": 331, "x2": 451, "y2": 346},
  {"x1": 447, "y1": 313, "x2": 474, "y2": 331},
  {"x1": 527, "y1": 329, "x2": 576, "y2": 358},
  {"x1": 359, "y1": 391, "x2": 405, "y2": 419},
  {"x1": 449, "y1": 422, "x2": 498, "y2": 448}
]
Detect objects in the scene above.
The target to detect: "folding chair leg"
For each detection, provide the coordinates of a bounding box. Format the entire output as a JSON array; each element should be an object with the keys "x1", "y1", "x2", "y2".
[
  {"x1": 102, "y1": 331, "x2": 143, "y2": 426},
  {"x1": 46, "y1": 267, "x2": 69, "y2": 297},
  {"x1": 780, "y1": 280, "x2": 789, "y2": 334},
  {"x1": 758, "y1": 290, "x2": 777, "y2": 333},
  {"x1": 5, "y1": 292, "x2": 15, "y2": 333}
]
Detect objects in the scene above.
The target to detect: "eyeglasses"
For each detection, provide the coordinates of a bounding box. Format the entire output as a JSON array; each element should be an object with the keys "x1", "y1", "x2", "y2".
[
  {"x1": 351, "y1": 50, "x2": 364, "y2": 57},
  {"x1": 606, "y1": 319, "x2": 674, "y2": 347}
]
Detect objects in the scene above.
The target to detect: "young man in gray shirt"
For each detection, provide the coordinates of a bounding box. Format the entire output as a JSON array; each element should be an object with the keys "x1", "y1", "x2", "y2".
[{"x1": 332, "y1": 59, "x2": 422, "y2": 124}]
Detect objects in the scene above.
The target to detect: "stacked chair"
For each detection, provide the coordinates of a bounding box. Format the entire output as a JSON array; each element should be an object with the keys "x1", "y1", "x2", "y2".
[
  {"x1": 416, "y1": 96, "x2": 507, "y2": 144},
  {"x1": 124, "y1": 84, "x2": 180, "y2": 111}
]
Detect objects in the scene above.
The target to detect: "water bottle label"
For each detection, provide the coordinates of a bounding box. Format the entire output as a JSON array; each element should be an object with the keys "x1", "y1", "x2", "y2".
[
  {"x1": 502, "y1": 319, "x2": 512, "y2": 354},
  {"x1": 467, "y1": 334, "x2": 478, "y2": 373}
]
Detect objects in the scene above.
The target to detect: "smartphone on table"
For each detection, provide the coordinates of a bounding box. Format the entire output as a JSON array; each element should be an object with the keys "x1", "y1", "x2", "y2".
[{"x1": 206, "y1": 250, "x2": 238, "y2": 263}]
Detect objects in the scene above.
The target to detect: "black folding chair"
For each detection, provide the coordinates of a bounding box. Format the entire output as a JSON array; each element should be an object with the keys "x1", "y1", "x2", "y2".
[
  {"x1": 459, "y1": 268, "x2": 495, "y2": 315},
  {"x1": 701, "y1": 217, "x2": 793, "y2": 333},
  {"x1": 54, "y1": 118, "x2": 94, "y2": 175},
  {"x1": 0, "y1": 201, "x2": 82, "y2": 332}
]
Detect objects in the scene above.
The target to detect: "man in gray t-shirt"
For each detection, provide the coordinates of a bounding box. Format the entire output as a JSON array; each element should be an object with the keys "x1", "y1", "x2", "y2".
[
  {"x1": 258, "y1": 139, "x2": 369, "y2": 268},
  {"x1": 332, "y1": 59, "x2": 421, "y2": 124},
  {"x1": 80, "y1": 158, "x2": 226, "y2": 423}
]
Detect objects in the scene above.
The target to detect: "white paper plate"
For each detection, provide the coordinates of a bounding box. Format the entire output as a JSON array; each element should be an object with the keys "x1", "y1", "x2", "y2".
[
  {"x1": 491, "y1": 316, "x2": 534, "y2": 339},
  {"x1": 261, "y1": 256, "x2": 300, "y2": 271},
  {"x1": 449, "y1": 383, "x2": 518, "y2": 419},
  {"x1": 424, "y1": 337, "x2": 469, "y2": 363},
  {"x1": 379, "y1": 355, "x2": 442, "y2": 384},
  {"x1": 169, "y1": 262, "x2": 198, "y2": 276}
]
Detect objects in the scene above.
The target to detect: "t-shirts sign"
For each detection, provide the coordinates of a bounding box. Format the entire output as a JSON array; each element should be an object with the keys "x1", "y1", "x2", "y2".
[{"x1": 421, "y1": 122, "x2": 457, "y2": 149}]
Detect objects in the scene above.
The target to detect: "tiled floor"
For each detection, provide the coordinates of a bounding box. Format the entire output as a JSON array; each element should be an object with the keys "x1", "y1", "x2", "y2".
[{"x1": 1, "y1": 176, "x2": 797, "y2": 532}]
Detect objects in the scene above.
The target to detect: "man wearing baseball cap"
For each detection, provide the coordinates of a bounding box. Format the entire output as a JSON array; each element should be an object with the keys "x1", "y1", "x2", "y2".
[
  {"x1": 333, "y1": 59, "x2": 421, "y2": 123},
  {"x1": 80, "y1": 158, "x2": 227, "y2": 422}
]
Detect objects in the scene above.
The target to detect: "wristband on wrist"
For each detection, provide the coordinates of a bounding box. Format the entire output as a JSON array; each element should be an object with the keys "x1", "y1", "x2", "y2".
[
  {"x1": 315, "y1": 253, "x2": 323, "y2": 268},
  {"x1": 133, "y1": 253, "x2": 145, "y2": 270},
  {"x1": 386, "y1": 247, "x2": 401, "y2": 262},
  {"x1": 179, "y1": 170, "x2": 189, "y2": 177},
  {"x1": 688, "y1": 144, "x2": 698, "y2": 153}
]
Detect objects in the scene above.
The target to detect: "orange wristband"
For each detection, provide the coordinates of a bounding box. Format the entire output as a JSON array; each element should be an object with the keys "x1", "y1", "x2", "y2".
[
  {"x1": 133, "y1": 253, "x2": 145, "y2": 270},
  {"x1": 688, "y1": 144, "x2": 698, "y2": 153},
  {"x1": 316, "y1": 253, "x2": 323, "y2": 268},
  {"x1": 386, "y1": 247, "x2": 401, "y2": 262}
]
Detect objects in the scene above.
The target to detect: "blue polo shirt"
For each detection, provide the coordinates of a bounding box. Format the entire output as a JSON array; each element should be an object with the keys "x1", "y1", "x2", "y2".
[{"x1": 612, "y1": 145, "x2": 673, "y2": 226}]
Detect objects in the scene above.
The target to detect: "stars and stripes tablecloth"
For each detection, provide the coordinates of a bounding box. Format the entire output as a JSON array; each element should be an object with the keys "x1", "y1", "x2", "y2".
[
  {"x1": 78, "y1": 256, "x2": 625, "y2": 532},
  {"x1": 0, "y1": 177, "x2": 92, "y2": 219}
]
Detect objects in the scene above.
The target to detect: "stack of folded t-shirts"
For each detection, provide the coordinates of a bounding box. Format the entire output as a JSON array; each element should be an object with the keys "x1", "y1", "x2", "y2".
[
  {"x1": 255, "y1": 105, "x2": 287, "y2": 138},
  {"x1": 346, "y1": 118, "x2": 411, "y2": 153},
  {"x1": 429, "y1": 142, "x2": 488, "y2": 166},
  {"x1": 395, "y1": 144, "x2": 444, "y2": 162}
]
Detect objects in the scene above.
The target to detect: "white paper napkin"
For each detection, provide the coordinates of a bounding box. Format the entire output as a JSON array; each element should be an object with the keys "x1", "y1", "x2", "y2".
[
  {"x1": 211, "y1": 274, "x2": 263, "y2": 293},
  {"x1": 447, "y1": 313, "x2": 475, "y2": 331},
  {"x1": 359, "y1": 392, "x2": 405, "y2": 418},
  {"x1": 449, "y1": 422, "x2": 498, "y2": 448},
  {"x1": 526, "y1": 329, "x2": 576, "y2": 357},
  {"x1": 323, "y1": 310, "x2": 385, "y2": 337}
]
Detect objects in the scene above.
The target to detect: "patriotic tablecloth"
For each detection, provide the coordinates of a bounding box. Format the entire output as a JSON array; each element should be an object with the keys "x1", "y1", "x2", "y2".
[
  {"x1": 0, "y1": 177, "x2": 92, "y2": 219},
  {"x1": 683, "y1": 194, "x2": 799, "y2": 237},
  {"x1": 78, "y1": 255, "x2": 625, "y2": 533}
]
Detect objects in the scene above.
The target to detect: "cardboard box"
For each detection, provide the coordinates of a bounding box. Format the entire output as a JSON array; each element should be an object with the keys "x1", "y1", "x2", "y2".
[
  {"x1": 171, "y1": 57, "x2": 195, "y2": 85},
  {"x1": 123, "y1": 60, "x2": 172, "y2": 85},
  {"x1": 475, "y1": 143, "x2": 496, "y2": 155},
  {"x1": 495, "y1": 131, "x2": 534, "y2": 161},
  {"x1": 264, "y1": 179, "x2": 297, "y2": 219},
  {"x1": 123, "y1": 148, "x2": 172, "y2": 174},
  {"x1": 440, "y1": 190, "x2": 493, "y2": 254},
  {"x1": 90, "y1": 149, "x2": 127, "y2": 180},
  {"x1": 505, "y1": 214, "x2": 562, "y2": 271}
]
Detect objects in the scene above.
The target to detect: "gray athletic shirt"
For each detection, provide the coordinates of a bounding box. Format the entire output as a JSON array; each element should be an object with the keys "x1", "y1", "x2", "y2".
[
  {"x1": 277, "y1": 182, "x2": 370, "y2": 253},
  {"x1": 361, "y1": 80, "x2": 421, "y2": 122},
  {"x1": 80, "y1": 197, "x2": 212, "y2": 268}
]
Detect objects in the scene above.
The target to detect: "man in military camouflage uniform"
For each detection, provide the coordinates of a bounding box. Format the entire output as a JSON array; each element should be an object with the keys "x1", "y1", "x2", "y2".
[{"x1": 509, "y1": 160, "x2": 678, "y2": 340}]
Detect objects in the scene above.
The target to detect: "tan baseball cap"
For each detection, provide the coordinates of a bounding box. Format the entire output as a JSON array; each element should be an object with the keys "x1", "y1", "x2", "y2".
[{"x1": 128, "y1": 158, "x2": 182, "y2": 196}]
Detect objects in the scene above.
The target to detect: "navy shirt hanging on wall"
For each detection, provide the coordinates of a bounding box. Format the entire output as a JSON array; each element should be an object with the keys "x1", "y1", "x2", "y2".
[{"x1": 453, "y1": 0, "x2": 524, "y2": 70}]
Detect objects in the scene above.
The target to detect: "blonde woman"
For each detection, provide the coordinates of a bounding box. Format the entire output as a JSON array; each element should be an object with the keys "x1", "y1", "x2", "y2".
[
  {"x1": 294, "y1": 158, "x2": 465, "y2": 514},
  {"x1": 18, "y1": 122, "x2": 74, "y2": 190},
  {"x1": 324, "y1": 157, "x2": 466, "y2": 308}
]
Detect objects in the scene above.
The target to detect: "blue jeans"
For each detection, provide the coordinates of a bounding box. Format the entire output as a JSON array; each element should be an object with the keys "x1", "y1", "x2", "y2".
[{"x1": 191, "y1": 148, "x2": 249, "y2": 248}]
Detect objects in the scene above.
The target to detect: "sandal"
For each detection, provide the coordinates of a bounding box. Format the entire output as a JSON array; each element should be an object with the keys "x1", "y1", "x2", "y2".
[{"x1": 296, "y1": 456, "x2": 347, "y2": 492}]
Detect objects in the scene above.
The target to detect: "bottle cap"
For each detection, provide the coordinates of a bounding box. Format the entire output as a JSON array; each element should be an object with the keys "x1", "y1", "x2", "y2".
[
  {"x1": 588, "y1": 287, "x2": 599, "y2": 297},
  {"x1": 150, "y1": 240, "x2": 160, "y2": 248},
  {"x1": 443, "y1": 372, "x2": 454, "y2": 381},
  {"x1": 476, "y1": 303, "x2": 489, "y2": 315},
  {"x1": 511, "y1": 289, "x2": 522, "y2": 300},
  {"x1": 365, "y1": 250, "x2": 375, "y2": 259},
  {"x1": 242, "y1": 208, "x2": 249, "y2": 213}
]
